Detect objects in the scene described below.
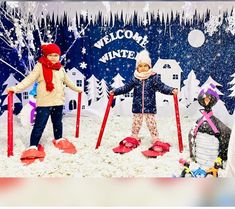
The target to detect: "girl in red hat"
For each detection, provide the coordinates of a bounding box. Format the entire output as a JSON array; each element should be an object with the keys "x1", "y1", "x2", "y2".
[{"x1": 7, "y1": 43, "x2": 82, "y2": 164}]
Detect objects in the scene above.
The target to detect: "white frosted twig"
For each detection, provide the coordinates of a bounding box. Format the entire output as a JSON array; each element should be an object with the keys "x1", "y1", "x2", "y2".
[
  {"x1": 61, "y1": 22, "x2": 90, "y2": 61},
  {"x1": 53, "y1": 27, "x2": 58, "y2": 42},
  {"x1": 0, "y1": 37, "x2": 12, "y2": 47},
  {"x1": 0, "y1": 20, "x2": 13, "y2": 46},
  {"x1": 0, "y1": 58, "x2": 26, "y2": 78},
  {"x1": 0, "y1": 7, "x2": 15, "y2": 24}
]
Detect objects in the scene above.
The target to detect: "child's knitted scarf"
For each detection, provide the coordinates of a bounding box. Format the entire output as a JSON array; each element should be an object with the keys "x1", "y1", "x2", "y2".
[
  {"x1": 134, "y1": 68, "x2": 155, "y2": 80},
  {"x1": 38, "y1": 56, "x2": 62, "y2": 92}
]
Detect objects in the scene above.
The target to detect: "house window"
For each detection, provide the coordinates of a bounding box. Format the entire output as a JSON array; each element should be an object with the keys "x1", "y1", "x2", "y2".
[
  {"x1": 72, "y1": 72, "x2": 76, "y2": 76},
  {"x1": 124, "y1": 92, "x2": 133, "y2": 97},
  {"x1": 163, "y1": 99, "x2": 169, "y2": 103},
  {"x1": 173, "y1": 74, "x2": 178, "y2": 80},
  {"x1": 82, "y1": 105, "x2": 85, "y2": 109},
  {"x1": 23, "y1": 92, "x2": 28, "y2": 100},
  {"x1": 77, "y1": 80, "x2": 82, "y2": 87},
  {"x1": 163, "y1": 64, "x2": 171, "y2": 69},
  {"x1": 69, "y1": 100, "x2": 77, "y2": 110}
]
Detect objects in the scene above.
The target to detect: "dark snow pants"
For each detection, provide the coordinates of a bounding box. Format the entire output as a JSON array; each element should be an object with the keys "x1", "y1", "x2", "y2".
[{"x1": 30, "y1": 105, "x2": 63, "y2": 146}]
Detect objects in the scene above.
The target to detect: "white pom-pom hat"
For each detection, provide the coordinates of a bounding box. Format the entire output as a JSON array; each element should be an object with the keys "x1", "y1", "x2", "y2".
[{"x1": 135, "y1": 50, "x2": 152, "y2": 68}]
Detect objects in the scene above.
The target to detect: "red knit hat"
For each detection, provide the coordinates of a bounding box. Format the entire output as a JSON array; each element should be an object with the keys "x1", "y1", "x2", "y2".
[{"x1": 41, "y1": 43, "x2": 61, "y2": 57}]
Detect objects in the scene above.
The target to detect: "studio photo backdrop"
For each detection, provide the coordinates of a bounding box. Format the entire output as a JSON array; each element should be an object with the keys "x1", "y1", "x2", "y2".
[{"x1": 0, "y1": 1, "x2": 235, "y2": 126}]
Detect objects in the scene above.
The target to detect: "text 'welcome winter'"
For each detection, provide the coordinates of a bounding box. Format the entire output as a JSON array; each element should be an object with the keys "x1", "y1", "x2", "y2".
[{"x1": 94, "y1": 29, "x2": 149, "y2": 63}]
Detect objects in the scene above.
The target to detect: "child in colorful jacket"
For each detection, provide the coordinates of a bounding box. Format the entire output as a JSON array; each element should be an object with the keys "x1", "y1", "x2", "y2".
[
  {"x1": 111, "y1": 50, "x2": 178, "y2": 153},
  {"x1": 7, "y1": 43, "x2": 82, "y2": 162}
]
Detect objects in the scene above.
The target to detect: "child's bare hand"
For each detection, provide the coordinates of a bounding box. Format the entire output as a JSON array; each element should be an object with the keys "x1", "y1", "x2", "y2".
[
  {"x1": 172, "y1": 89, "x2": 178, "y2": 95},
  {"x1": 109, "y1": 91, "x2": 114, "y2": 95},
  {"x1": 78, "y1": 89, "x2": 83, "y2": 93}
]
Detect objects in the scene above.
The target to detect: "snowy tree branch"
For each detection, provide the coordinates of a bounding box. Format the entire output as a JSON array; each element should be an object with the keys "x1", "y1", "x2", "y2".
[{"x1": 0, "y1": 58, "x2": 26, "y2": 78}]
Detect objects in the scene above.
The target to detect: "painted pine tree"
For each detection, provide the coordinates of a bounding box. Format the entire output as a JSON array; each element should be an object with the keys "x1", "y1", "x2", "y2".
[
  {"x1": 111, "y1": 73, "x2": 126, "y2": 115},
  {"x1": 180, "y1": 70, "x2": 201, "y2": 108},
  {"x1": 200, "y1": 76, "x2": 224, "y2": 95},
  {"x1": 228, "y1": 72, "x2": 235, "y2": 97},
  {"x1": 1, "y1": 74, "x2": 22, "y2": 107},
  {"x1": 86, "y1": 75, "x2": 100, "y2": 105}
]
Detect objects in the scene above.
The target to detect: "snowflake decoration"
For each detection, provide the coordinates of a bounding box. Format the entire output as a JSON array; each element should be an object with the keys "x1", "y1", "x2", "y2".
[
  {"x1": 80, "y1": 62, "x2": 87, "y2": 69},
  {"x1": 81, "y1": 47, "x2": 86, "y2": 54},
  {"x1": 142, "y1": 19, "x2": 148, "y2": 26},
  {"x1": 204, "y1": 15, "x2": 223, "y2": 36},
  {"x1": 157, "y1": 29, "x2": 162, "y2": 34}
]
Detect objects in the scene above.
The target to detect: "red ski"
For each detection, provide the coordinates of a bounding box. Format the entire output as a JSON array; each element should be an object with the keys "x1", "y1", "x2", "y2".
[
  {"x1": 142, "y1": 141, "x2": 171, "y2": 158},
  {"x1": 113, "y1": 137, "x2": 141, "y2": 154}
]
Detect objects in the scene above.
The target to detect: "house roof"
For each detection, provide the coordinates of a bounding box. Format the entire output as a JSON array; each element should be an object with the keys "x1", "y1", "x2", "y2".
[
  {"x1": 153, "y1": 58, "x2": 183, "y2": 72},
  {"x1": 67, "y1": 67, "x2": 85, "y2": 78}
]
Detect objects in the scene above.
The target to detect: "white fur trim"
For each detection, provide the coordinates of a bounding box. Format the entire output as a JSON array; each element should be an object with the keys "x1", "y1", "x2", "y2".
[
  {"x1": 134, "y1": 68, "x2": 153, "y2": 80},
  {"x1": 56, "y1": 138, "x2": 66, "y2": 143},
  {"x1": 26, "y1": 145, "x2": 37, "y2": 150}
]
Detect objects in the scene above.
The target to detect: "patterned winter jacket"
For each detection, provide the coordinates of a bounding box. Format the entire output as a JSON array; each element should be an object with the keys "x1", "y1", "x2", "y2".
[{"x1": 113, "y1": 73, "x2": 174, "y2": 114}]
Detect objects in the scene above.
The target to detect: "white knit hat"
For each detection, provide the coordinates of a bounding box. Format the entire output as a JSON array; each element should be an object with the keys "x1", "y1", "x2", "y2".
[{"x1": 135, "y1": 50, "x2": 152, "y2": 68}]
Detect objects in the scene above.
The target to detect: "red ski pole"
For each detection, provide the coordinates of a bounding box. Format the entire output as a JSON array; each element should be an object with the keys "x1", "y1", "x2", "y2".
[
  {"x1": 75, "y1": 92, "x2": 82, "y2": 138},
  {"x1": 8, "y1": 91, "x2": 14, "y2": 157},
  {"x1": 173, "y1": 94, "x2": 183, "y2": 153},
  {"x1": 95, "y1": 94, "x2": 114, "y2": 149}
]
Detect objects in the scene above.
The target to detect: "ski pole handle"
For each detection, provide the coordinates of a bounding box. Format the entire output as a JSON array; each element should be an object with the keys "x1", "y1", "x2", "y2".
[
  {"x1": 8, "y1": 91, "x2": 14, "y2": 157},
  {"x1": 75, "y1": 92, "x2": 82, "y2": 138},
  {"x1": 96, "y1": 94, "x2": 114, "y2": 149},
  {"x1": 173, "y1": 94, "x2": 183, "y2": 153}
]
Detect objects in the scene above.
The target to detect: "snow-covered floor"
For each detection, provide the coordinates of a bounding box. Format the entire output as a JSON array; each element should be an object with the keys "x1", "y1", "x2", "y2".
[{"x1": 0, "y1": 110, "x2": 227, "y2": 177}]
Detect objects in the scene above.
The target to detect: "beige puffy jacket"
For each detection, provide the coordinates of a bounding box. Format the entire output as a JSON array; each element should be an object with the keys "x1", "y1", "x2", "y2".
[{"x1": 10, "y1": 63, "x2": 82, "y2": 107}]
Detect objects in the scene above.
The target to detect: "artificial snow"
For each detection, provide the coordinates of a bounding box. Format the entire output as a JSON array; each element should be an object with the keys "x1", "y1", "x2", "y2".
[{"x1": 0, "y1": 111, "x2": 228, "y2": 178}]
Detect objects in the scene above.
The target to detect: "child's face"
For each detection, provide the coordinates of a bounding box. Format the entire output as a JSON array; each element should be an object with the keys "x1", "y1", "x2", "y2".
[
  {"x1": 47, "y1": 53, "x2": 60, "y2": 64},
  {"x1": 137, "y1": 63, "x2": 150, "y2": 73}
]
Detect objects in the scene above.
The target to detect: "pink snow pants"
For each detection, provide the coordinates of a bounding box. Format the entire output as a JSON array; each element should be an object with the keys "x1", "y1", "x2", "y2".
[{"x1": 131, "y1": 113, "x2": 159, "y2": 142}]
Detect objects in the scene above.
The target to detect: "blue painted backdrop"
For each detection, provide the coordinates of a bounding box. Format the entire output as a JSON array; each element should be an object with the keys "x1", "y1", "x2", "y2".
[{"x1": 0, "y1": 2, "x2": 234, "y2": 116}]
